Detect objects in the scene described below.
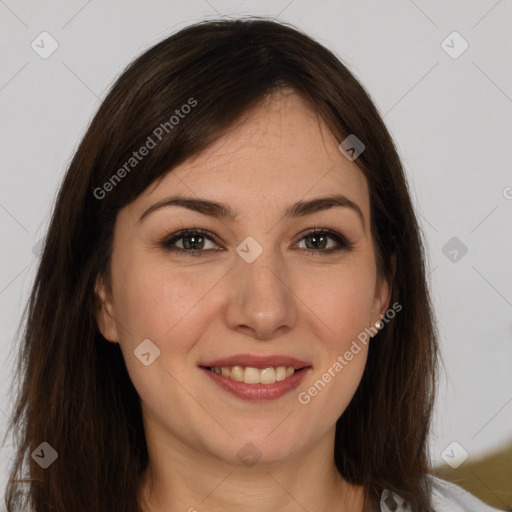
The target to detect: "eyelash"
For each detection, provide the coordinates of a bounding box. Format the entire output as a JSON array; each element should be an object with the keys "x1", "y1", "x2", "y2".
[{"x1": 159, "y1": 228, "x2": 355, "y2": 257}]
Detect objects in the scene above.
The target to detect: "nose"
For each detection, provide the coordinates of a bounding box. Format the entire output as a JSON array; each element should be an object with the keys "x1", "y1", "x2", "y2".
[{"x1": 224, "y1": 243, "x2": 297, "y2": 340}]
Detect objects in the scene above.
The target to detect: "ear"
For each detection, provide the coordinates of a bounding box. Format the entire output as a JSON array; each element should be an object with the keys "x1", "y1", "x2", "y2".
[
  {"x1": 372, "y1": 254, "x2": 396, "y2": 322},
  {"x1": 94, "y1": 274, "x2": 119, "y2": 343}
]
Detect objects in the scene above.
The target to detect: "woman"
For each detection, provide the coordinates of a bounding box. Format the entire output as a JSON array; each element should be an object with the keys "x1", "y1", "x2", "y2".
[{"x1": 4, "y1": 17, "x2": 500, "y2": 512}]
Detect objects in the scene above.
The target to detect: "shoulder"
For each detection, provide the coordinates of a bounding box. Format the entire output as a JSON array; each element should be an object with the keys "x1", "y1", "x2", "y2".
[
  {"x1": 427, "y1": 474, "x2": 503, "y2": 511},
  {"x1": 380, "y1": 474, "x2": 502, "y2": 511}
]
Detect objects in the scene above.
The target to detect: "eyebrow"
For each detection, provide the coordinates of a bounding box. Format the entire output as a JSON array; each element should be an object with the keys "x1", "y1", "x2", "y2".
[{"x1": 137, "y1": 194, "x2": 365, "y2": 228}]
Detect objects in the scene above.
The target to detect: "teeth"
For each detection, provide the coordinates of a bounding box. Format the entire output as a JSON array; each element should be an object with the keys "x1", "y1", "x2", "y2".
[
  {"x1": 230, "y1": 366, "x2": 244, "y2": 382},
  {"x1": 244, "y1": 367, "x2": 260, "y2": 384},
  {"x1": 260, "y1": 367, "x2": 276, "y2": 384},
  {"x1": 209, "y1": 365, "x2": 298, "y2": 384},
  {"x1": 276, "y1": 366, "x2": 287, "y2": 381}
]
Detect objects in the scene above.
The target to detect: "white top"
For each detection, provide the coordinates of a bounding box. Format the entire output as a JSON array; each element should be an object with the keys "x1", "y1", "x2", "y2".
[{"x1": 381, "y1": 474, "x2": 502, "y2": 511}]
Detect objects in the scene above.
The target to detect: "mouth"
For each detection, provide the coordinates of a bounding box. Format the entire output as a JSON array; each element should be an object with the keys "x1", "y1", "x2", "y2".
[
  {"x1": 200, "y1": 365, "x2": 308, "y2": 384},
  {"x1": 198, "y1": 355, "x2": 312, "y2": 401}
]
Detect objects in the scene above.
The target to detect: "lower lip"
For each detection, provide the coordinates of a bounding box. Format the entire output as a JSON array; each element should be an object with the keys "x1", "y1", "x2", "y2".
[{"x1": 200, "y1": 367, "x2": 311, "y2": 401}]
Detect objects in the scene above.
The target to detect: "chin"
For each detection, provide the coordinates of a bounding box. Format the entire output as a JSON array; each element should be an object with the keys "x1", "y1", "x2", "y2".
[{"x1": 214, "y1": 435, "x2": 307, "y2": 468}]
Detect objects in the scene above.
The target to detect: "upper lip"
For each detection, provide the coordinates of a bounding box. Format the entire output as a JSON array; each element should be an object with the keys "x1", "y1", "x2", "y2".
[{"x1": 199, "y1": 353, "x2": 312, "y2": 370}]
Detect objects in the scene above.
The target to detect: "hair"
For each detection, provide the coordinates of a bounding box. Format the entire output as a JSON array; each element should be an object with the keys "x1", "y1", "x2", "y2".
[{"x1": 4, "y1": 16, "x2": 439, "y2": 512}]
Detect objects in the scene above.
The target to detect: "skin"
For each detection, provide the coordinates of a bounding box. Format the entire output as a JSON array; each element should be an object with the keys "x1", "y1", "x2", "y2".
[{"x1": 95, "y1": 90, "x2": 392, "y2": 512}]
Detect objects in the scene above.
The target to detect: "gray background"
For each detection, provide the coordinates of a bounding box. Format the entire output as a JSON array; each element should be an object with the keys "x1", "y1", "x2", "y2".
[{"x1": 1, "y1": 0, "x2": 511, "y2": 499}]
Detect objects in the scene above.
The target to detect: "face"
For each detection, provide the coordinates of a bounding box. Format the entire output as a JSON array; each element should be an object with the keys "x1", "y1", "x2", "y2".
[{"x1": 95, "y1": 91, "x2": 391, "y2": 468}]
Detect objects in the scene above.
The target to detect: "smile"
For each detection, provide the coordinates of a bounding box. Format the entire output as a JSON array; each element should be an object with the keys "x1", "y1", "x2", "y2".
[
  {"x1": 208, "y1": 365, "x2": 296, "y2": 384},
  {"x1": 200, "y1": 365, "x2": 310, "y2": 401}
]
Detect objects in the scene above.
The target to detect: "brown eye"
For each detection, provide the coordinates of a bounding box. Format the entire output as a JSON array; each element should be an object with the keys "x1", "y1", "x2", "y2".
[
  {"x1": 161, "y1": 229, "x2": 220, "y2": 256},
  {"x1": 160, "y1": 227, "x2": 354, "y2": 257},
  {"x1": 296, "y1": 229, "x2": 354, "y2": 254}
]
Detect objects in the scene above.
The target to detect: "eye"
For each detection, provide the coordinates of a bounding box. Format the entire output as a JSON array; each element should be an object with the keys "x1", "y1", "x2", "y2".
[
  {"x1": 160, "y1": 228, "x2": 354, "y2": 257},
  {"x1": 160, "y1": 229, "x2": 220, "y2": 256},
  {"x1": 295, "y1": 228, "x2": 354, "y2": 255}
]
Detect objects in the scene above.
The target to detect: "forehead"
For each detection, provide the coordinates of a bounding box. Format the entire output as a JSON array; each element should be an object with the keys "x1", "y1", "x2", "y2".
[{"x1": 133, "y1": 91, "x2": 370, "y2": 225}]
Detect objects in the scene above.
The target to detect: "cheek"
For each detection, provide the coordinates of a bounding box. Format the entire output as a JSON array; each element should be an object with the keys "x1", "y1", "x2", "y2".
[
  {"x1": 112, "y1": 258, "x2": 218, "y2": 344},
  {"x1": 110, "y1": 258, "x2": 229, "y2": 403},
  {"x1": 111, "y1": 263, "x2": 216, "y2": 418},
  {"x1": 303, "y1": 261, "x2": 377, "y2": 345},
  {"x1": 295, "y1": 260, "x2": 375, "y2": 414},
  {"x1": 297, "y1": 278, "x2": 371, "y2": 424}
]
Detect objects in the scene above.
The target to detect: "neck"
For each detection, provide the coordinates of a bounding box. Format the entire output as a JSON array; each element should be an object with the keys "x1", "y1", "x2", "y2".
[{"x1": 138, "y1": 425, "x2": 366, "y2": 512}]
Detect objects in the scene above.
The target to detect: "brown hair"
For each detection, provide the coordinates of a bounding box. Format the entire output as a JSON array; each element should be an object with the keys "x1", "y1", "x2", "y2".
[{"x1": 4, "y1": 16, "x2": 439, "y2": 512}]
